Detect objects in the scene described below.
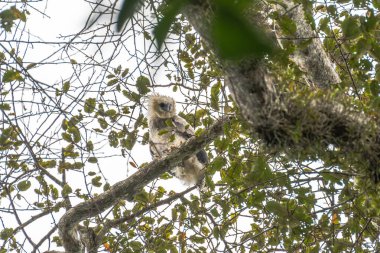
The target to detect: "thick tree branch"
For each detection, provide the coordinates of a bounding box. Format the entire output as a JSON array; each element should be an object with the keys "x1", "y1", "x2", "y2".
[
  {"x1": 183, "y1": 2, "x2": 380, "y2": 182},
  {"x1": 279, "y1": 1, "x2": 341, "y2": 87},
  {"x1": 57, "y1": 116, "x2": 231, "y2": 253}
]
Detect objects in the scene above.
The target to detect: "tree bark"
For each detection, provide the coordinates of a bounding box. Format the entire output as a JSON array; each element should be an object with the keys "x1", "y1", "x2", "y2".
[
  {"x1": 279, "y1": 0, "x2": 341, "y2": 87},
  {"x1": 182, "y1": 2, "x2": 380, "y2": 182}
]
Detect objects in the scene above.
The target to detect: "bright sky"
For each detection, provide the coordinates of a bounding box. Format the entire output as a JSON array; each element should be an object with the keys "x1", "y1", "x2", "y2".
[
  {"x1": 1, "y1": 1, "x2": 198, "y2": 251},
  {"x1": 27, "y1": 0, "x2": 90, "y2": 39},
  {"x1": 18, "y1": 0, "x2": 193, "y2": 185}
]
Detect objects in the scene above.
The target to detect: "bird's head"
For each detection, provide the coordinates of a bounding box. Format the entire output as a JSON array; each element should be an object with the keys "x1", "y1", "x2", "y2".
[{"x1": 148, "y1": 94, "x2": 176, "y2": 119}]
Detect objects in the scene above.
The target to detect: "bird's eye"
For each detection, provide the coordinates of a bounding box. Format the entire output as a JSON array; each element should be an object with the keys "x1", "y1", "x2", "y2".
[{"x1": 158, "y1": 102, "x2": 171, "y2": 112}]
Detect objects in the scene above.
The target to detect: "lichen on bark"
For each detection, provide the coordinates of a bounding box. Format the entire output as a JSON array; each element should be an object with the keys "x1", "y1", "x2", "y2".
[{"x1": 183, "y1": 0, "x2": 380, "y2": 183}]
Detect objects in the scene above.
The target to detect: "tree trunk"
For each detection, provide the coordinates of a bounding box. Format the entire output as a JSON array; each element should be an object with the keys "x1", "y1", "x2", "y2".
[{"x1": 182, "y1": 1, "x2": 380, "y2": 183}]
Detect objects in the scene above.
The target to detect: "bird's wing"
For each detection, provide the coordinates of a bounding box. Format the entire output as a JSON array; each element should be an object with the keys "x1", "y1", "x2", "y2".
[
  {"x1": 195, "y1": 149, "x2": 208, "y2": 164},
  {"x1": 172, "y1": 115, "x2": 208, "y2": 165},
  {"x1": 172, "y1": 115, "x2": 194, "y2": 139}
]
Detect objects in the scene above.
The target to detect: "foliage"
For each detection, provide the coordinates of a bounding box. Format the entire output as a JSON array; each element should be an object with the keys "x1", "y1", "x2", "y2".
[
  {"x1": 0, "y1": 0, "x2": 379, "y2": 252},
  {"x1": 117, "y1": 0, "x2": 274, "y2": 59},
  {"x1": 0, "y1": 5, "x2": 26, "y2": 32}
]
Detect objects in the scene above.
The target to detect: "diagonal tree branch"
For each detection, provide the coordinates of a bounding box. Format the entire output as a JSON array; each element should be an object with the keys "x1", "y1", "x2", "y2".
[
  {"x1": 57, "y1": 116, "x2": 232, "y2": 253},
  {"x1": 278, "y1": 0, "x2": 341, "y2": 87}
]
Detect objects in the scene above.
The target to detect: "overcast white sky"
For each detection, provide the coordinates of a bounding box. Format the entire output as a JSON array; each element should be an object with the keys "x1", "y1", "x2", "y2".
[
  {"x1": 0, "y1": 1, "x2": 200, "y2": 251},
  {"x1": 17, "y1": 0, "x2": 194, "y2": 186}
]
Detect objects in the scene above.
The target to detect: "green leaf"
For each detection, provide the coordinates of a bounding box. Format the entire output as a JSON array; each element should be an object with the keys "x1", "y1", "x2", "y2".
[
  {"x1": 210, "y1": 207, "x2": 219, "y2": 217},
  {"x1": 114, "y1": 65, "x2": 122, "y2": 75},
  {"x1": 84, "y1": 98, "x2": 96, "y2": 113},
  {"x1": 107, "y1": 78, "x2": 119, "y2": 86},
  {"x1": 370, "y1": 80, "x2": 379, "y2": 96},
  {"x1": 142, "y1": 132, "x2": 149, "y2": 145},
  {"x1": 17, "y1": 180, "x2": 31, "y2": 191},
  {"x1": 91, "y1": 176, "x2": 102, "y2": 187},
  {"x1": 362, "y1": 9, "x2": 377, "y2": 32},
  {"x1": 61, "y1": 132, "x2": 73, "y2": 143},
  {"x1": 117, "y1": 0, "x2": 142, "y2": 31},
  {"x1": 158, "y1": 129, "x2": 169, "y2": 135},
  {"x1": 73, "y1": 162, "x2": 84, "y2": 169},
  {"x1": 171, "y1": 208, "x2": 178, "y2": 221},
  {"x1": 165, "y1": 119, "x2": 174, "y2": 127},
  {"x1": 86, "y1": 140, "x2": 94, "y2": 151},
  {"x1": 2, "y1": 69, "x2": 23, "y2": 83},
  {"x1": 319, "y1": 17, "x2": 330, "y2": 33},
  {"x1": 0, "y1": 6, "x2": 26, "y2": 32},
  {"x1": 88, "y1": 157, "x2": 98, "y2": 163},
  {"x1": 121, "y1": 68, "x2": 129, "y2": 77},
  {"x1": 214, "y1": 137, "x2": 229, "y2": 152},
  {"x1": 211, "y1": 81, "x2": 221, "y2": 111},
  {"x1": 105, "y1": 109, "x2": 117, "y2": 119},
  {"x1": 255, "y1": 155, "x2": 268, "y2": 171},
  {"x1": 356, "y1": 38, "x2": 371, "y2": 57},
  {"x1": 123, "y1": 130, "x2": 137, "y2": 150},
  {"x1": 341, "y1": 16, "x2": 361, "y2": 39},
  {"x1": 50, "y1": 186, "x2": 59, "y2": 200},
  {"x1": 62, "y1": 81, "x2": 70, "y2": 93},
  {"x1": 266, "y1": 201, "x2": 287, "y2": 217},
  {"x1": 211, "y1": 1, "x2": 273, "y2": 60},
  {"x1": 374, "y1": 0, "x2": 380, "y2": 9},
  {"x1": 0, "y1": 228, "x2": 13, "y2": 240},
  {"x1": 98, "y1": 117, "x2": 108, "y2": 129},
  {"x1": 61, "y1": 184, "x2": 72, "y2": 197},
  {"x1": 108, "y1": 130, "x2": 119, "y2": 148},
  {"x1": 136, "y1": 76, "x2": 151, "y2": 95},
  {"x1": 0, "y1": 103, "x2": 11, "y2": 110},
  {"x1": 210, "y1": 157, "x2": 226, "y2": 172},
  {"x1": 189, "y1": 235, "x2": 205, "y2": 244},
  {"x1": 68, "y1": 126, "x2": 81, "y2": 143},
  {"x1": 169, "y1": 134, "x2": 176, "y2": 142},
  {"x1": 103, "y1": 182, "x2": 111, "y2": 191},
  {"x1": 212, "y1": 227, "x2": 220, "y2": 239},
  {"x1": 370, "y1": 43, "x2": 380, "y2": 62},
  {"x1": 201, "y1": 226, "x2": 210, "y2": 236},
  {"x1": 195, "y1": 109, "x2": 208, "y2": 119},
  {"x1": 122, "y1": 90, "x2": 141, "y2": 103},
  {"x1": 153, "y1": 0, "x2": 186, "y2": 49},
  {"x1": 40, "y1": 160, "x2": 57, "y2": 168},
  {"x1": 26, "y1": 63, "x2": 37, "y2": 70},
  {"x1": 134, "y1": 190, "x2": 150, "y2": 202},
  {"x1": 122, "y1": 106, "x2": 130, "y2": 114},
  {"x1": 277, "y1": 15, "x2": 297, "y2": 36},
  {"x1": 130, "y1": 241, "x2": 143, "y2": 251},
  {"x1": 134, "y1": 113, "x2": 145, "y2": 129}
]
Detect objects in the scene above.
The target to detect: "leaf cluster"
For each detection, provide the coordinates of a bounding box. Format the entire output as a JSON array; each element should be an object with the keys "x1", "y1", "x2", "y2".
[{"x1": 117, "y1": 0, "x2": 274, "y2": 60}]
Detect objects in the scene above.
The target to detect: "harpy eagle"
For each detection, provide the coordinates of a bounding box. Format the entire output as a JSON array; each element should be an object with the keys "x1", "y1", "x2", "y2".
[{"x1": 147, "y1": 94, "x2": 208, "y2": 187}]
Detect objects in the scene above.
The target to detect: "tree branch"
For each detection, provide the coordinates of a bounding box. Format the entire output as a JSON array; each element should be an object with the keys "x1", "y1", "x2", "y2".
[
  {"x1": 278, "y1": 0, "x2": 341, "y2": 87},
  {"x1": 183, "y1": 2, "x2": 380, "y2": 183},
  {"x1": 95, "y1": 185, "x2": 196, "y2": 246},
  {"x1": 57, "y1": 116, "x2": 232, "y2": 253}
]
